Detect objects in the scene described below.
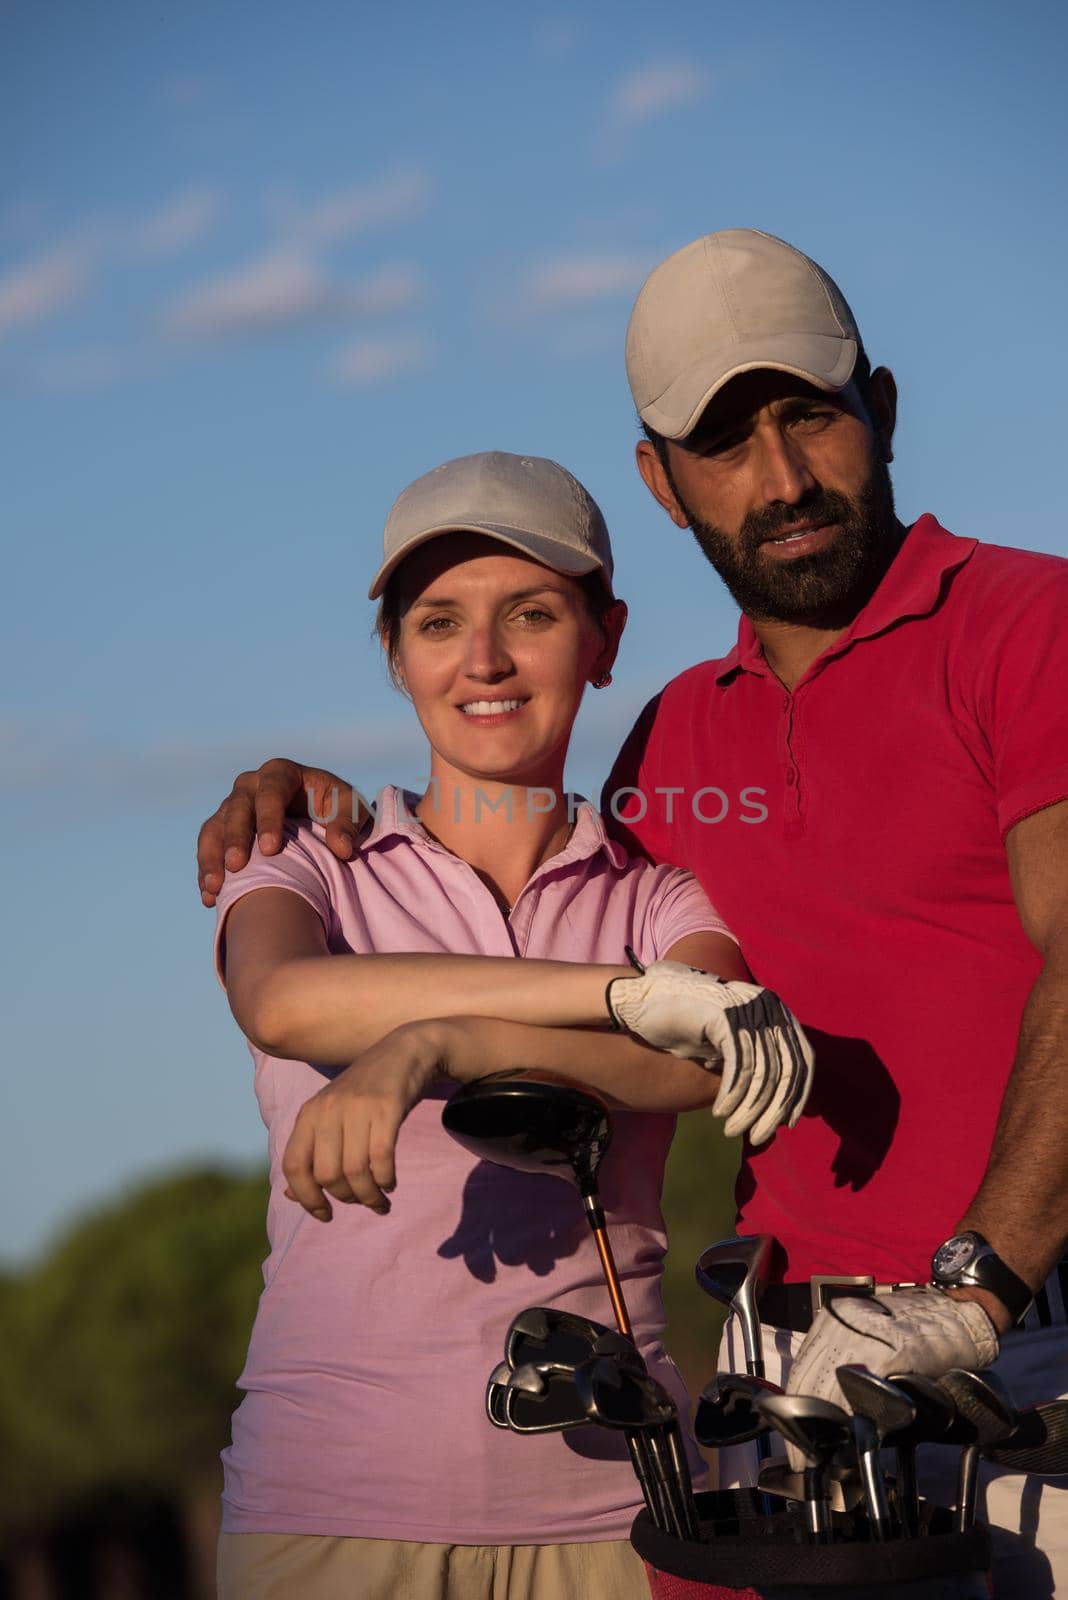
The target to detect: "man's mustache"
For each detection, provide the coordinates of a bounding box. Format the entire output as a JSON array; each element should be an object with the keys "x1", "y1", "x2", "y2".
[{"x1": 739, "y1": 491, "x2": 856, "y2": 551}]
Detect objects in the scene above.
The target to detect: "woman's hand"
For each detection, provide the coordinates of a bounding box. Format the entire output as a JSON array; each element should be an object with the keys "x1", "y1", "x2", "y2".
[{"x1": 282, "y1": 1021, "x2": 451, "y2": 1219}]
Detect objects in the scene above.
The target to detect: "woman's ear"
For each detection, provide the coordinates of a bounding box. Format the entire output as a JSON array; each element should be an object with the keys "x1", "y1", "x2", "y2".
[{"x1": 590, "y1": 598, "x2": 628, "y2": 686}]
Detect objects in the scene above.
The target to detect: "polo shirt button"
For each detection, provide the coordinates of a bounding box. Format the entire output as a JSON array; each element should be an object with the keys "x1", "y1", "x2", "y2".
[{"x1": 785, "y1": 767, "x2": 797, "y2": 785}]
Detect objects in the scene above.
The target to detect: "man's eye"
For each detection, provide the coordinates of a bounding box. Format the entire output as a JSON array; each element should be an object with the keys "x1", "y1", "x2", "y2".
[
  {"x1": 695, "y1": 431, "x2": 747, "y2": 457},
  {"x1": 793, "y1": 407, "x2": 836, "y2": 429}
]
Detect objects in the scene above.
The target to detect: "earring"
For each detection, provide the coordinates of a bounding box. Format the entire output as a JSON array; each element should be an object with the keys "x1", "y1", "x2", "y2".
[{"x1": 592, "y1": 672, "x2": 612, "y2": 689}]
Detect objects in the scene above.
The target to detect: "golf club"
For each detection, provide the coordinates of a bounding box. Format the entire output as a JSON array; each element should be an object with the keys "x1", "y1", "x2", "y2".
[
  {"x1": 443, "y1": 1072, "x2": 633, "y2": 1335},
  {"x1": 937, "y1": 1368, "x2": 1018, "y2": 1532},
  {"x1": 886, "y1": 1371, "x2": 957, "y2": 1535},
  {"x1": 834, "y1": 1365, "x2": 914, "y2": 1540},
  {"x1": 491, "y1": 1352, "x2": 667, "y2": 1531},
  {"x1": 836, "y1": 1366, "x2": 917, "y2": 1539},
  {"x1": 504, "y1": 1305, "x2": 645, "y2": 1375},
  {"x1": 984, "y1": 1399, "x2": 1068, "y2": 1475},
  {"x1": 575, "y1": 1356, "x2": 700, "y2": 1541},
  {"x1": 694, "y1": 1236, "x2": 774, "y2": 1514},
  {"x1": 756, "y1": 1392, "x2": 852, "y2": 1543},
  {"x1": 486, "y1": 1359, "x2": 512, "y2": 1429},
  {"x1": 694, "y1": 1372, "x2": 782, "y2": 1448},
  {"x1": 694, "y1": 1235, "x2": 773, "y2": 1380}
]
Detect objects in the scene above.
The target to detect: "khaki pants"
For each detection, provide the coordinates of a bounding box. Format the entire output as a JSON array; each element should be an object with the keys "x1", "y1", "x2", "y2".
[{"x1": 217, "y1": 1531, "x2": 652, "y2": 1600}]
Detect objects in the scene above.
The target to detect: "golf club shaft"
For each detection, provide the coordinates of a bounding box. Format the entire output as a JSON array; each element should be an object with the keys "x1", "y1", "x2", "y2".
[
  {"x1": 855, "y1": 1431, "x2": 891, "y2": 1540},
  {"x1": 802, "y1": 1464, "x2": 832, "y2": 1543},
  {"x1": 663, "y1": 1421, "x2": 701, "y2": 1541},
  {"x1": 584, "y1": 1198, "x2": 633, "y2": 1337},
  {"x1": 626, "y1": 1433, "x2": 667, "y2": 1530},
  {"x1": 897, "y1": 1445, "x2": 919, "y2": 1538},
  {"x1": 957, "y1": 1442, "x2": 980, "y2": 1533}
]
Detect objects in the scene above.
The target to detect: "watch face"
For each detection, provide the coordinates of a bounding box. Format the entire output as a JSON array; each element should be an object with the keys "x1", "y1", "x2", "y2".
[{"x1": 933, "y1": 1235, "x2": 977, "y2": 1277}]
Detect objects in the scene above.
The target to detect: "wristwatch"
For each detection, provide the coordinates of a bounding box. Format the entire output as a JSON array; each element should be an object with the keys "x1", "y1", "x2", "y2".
[{"x1": 930, "y1": 1231, "x2": 1033, "y2": 1322}]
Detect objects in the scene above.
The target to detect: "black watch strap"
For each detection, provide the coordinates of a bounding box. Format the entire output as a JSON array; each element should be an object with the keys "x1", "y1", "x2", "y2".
[{"x1": 931, "y1": 1231, "x2": 1033, "y2": 1321}]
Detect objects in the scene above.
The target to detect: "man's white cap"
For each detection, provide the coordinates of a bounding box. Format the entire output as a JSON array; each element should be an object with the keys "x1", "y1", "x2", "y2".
[
  {"x1": 368, "y1": 450, "x2": 614, "y2": 600},
  {"x1": 626, "y1": 228, "x2": 861, "y2": 440}
]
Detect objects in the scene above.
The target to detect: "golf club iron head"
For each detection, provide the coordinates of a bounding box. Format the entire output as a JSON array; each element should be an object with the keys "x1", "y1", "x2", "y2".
[
  {"x1": 694, "y1": 1373, "x2": 782, "y2": 1448},
  {"x1": 504, "y1": 1306, "x2": 644, "y2": 1375}
]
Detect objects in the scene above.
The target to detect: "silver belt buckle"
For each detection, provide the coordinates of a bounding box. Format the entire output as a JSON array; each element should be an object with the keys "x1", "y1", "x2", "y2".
[{"x1": 809, "y1": 1274, "x2": 876, "y2": 1322}]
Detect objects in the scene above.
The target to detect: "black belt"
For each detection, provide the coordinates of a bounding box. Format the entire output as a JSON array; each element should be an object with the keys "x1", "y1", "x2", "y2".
[
  {"x1": 758, "y1": 1276, "x2": 921, "y2": 1334},
  {"x1": 759, "y1": 1262, "x2": 1068, "y2": 1335}
]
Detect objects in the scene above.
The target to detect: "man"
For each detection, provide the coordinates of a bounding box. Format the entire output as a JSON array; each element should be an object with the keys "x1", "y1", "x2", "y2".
[{"x1": 198, "y1": 230, "x2": 1067, "y2": 1592}]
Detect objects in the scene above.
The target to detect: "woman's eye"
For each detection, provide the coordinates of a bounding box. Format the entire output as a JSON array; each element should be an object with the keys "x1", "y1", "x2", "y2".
[
  {"x1": 420, "y1": 616, "x2": 456, "y2": 634},
  {"x1": 515, "y1": 607, "x2": 553, "y2": 624}
]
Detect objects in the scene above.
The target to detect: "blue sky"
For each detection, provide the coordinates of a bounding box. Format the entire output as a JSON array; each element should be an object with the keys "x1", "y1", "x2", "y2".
[{"x1": 3, "y1": 0, "x2": 1067, "y2": 1264}]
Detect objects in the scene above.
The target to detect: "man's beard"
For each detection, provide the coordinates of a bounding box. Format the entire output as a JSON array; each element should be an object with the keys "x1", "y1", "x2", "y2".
[{"x1": 676, "y1": 458, "x2": 901, "y2": 626}]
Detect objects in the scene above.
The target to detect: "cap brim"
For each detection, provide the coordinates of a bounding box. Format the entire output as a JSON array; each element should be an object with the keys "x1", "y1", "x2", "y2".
[
  {"x1": 368, "y1": 522, "x2": 606, "y2": 600},
  {"x1": 640, "y1": 333, "x2": 858, "y2": 441}
]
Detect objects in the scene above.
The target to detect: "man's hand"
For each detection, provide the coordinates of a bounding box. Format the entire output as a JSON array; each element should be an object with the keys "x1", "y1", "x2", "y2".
[
  {"x1": 606, "y1": 961, "x2": 814, "y2": 1144},
  {"x1": 282, "y1": 1021, "x2": 448, "y2": 1219},
  {"x1": 197, "y1": 759, "x2": 366, "y2": 906},
  {"x1": 781, "y1": 1287, "x2": 999, "y2": 1469}
]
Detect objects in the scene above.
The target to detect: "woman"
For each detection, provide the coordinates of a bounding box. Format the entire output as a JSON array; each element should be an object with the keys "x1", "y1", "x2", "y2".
[{"x1": 211, "y1": 451, "x2": 809, "y2": 1600}]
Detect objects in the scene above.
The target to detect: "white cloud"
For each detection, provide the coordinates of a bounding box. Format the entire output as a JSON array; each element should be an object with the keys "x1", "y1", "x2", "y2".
[
  {"x1": 165, "y1": 253, "x2": 422, "y2": 338},
  {"x1": 277, "y1": 170, "x2": 431, "y2": 249},
  {"x1": 166, "y1": 249, "x2": 325, "y2": 335},
  {"x1": 610, "y1": 60, "x2": 710, "y2": 125},
  {"x1": 330, "y1": 334, "x2": 433, "y2": 387},
  {"x1": 130, "y1": 187, "x2": 221, "y2": 257},
  {"x1": 519, "y1": 252, "x2": 651, "y2": 314},
  {"x1": 0, "y1": 246, "x2": 93, "y2": 337}
]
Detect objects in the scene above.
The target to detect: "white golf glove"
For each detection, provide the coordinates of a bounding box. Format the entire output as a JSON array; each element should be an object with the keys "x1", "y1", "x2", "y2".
[
  {"x1": 781, "y1": 1286, "x2": 999, "y2": 1470},
  {"x1": 606, "y1": 957, "x2": 814, "y2": 1144}
]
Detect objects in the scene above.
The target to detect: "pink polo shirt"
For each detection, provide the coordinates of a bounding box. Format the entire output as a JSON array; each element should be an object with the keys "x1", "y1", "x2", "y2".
[
  {"x1": 607, "y1": 517, "x2": 1068, "y2": 1287},
  {"x1": 213, "y1": 787, "x2": 730, "y2": 1543}
]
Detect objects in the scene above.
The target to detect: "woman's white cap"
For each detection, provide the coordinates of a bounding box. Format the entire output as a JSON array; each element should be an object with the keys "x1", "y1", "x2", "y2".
[
  {"x1": 368, "y1": 451, "x2": 615, "y2": 600},
  {"x1": 626, "y1": 228, "x2": 861, "y2": 441}
]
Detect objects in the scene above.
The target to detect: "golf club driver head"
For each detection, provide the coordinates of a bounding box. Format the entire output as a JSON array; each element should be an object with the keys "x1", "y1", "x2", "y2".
[
  {"x1": 442, "y1": 1072, "x2": 611, "y2": 1197},
  {"x1": 694, "y1": 1235, "x2": 772, "y2": 1376},
  {"x1": 504, "y1": 1306, "x2": 645, "y2": 1374},
  {"x1": 695, "y1": 1373, "x2": 782, "y2": 1447}
]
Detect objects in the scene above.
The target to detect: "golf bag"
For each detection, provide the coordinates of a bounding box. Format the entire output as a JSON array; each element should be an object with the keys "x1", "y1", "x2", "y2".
[{"x1": 632, "y1": 1489, "x2": 992, "y2": 1599}]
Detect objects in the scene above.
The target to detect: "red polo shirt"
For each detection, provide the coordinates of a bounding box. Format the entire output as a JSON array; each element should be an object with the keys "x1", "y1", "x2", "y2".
[{"x1": 606, "y1": 517, "x2": 1068, "y2": 1285}]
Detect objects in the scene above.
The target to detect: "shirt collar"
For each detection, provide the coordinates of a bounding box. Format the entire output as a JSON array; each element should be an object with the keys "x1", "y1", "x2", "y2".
[
  {"x1": 714, "y1": 516, "x2": 977, "y2": 685},
  {"x1": 361, "y1": 784, "x2": 628, "y2": 871}
]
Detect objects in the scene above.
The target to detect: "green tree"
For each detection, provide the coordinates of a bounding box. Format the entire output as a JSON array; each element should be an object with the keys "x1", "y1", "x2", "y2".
[{"x1": 0, "y1": 1166, "x2": 267, "y2": 1537}]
